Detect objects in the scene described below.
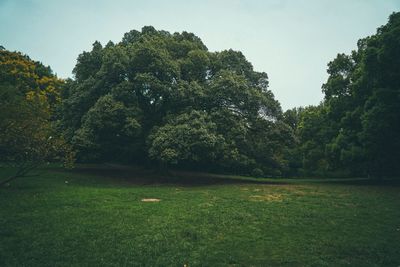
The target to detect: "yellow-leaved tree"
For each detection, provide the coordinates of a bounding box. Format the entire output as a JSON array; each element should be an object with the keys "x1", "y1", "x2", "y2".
[{"x1": 0, "y1": 47, "x2": 74, "y2": 186}]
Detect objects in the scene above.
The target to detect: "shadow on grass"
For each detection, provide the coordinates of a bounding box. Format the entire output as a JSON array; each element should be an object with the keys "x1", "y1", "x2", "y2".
[
  {"x1": 325, "y1": 178, "x2": 400, "y2": 186},
  {"x1": 56, "y1": 164, "x2": 400, "y2": 187},
  {"x1": 64, "y1": 164, "x2": 287, "y2": 187}
]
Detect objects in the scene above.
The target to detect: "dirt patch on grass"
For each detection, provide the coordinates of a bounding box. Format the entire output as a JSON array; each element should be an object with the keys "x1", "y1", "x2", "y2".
[
  {"x1": 141, "y1": 198, "x2": 161, "y2": 202},
  {"x1": 249, "y1": 194, "x2": 284, "y2": 202},
  {"x1": 274, "y1": 185, "x2": 331, "y2": 197},
  {"x1": 243, "y1": 184, "x2": 342, "y2": 201}
]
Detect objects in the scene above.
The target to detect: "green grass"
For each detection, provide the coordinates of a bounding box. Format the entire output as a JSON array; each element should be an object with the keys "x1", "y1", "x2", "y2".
[{"x1": 1, "y1": 165, "x2": 399, "y2": 266}]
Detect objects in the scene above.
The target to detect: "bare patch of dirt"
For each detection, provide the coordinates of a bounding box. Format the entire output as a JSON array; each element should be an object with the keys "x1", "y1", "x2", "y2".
[
  {"x1": 249, "y1": 194, "x2": 284, "y2": 202},
  {"x1": 141, "y1": 198, "x2": 161, "y2": 202}
]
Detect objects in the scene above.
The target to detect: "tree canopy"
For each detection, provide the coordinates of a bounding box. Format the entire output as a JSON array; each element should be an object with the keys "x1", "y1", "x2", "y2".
[{"x1": 59, "y1": 26, "x2": 291, "y2": 175}]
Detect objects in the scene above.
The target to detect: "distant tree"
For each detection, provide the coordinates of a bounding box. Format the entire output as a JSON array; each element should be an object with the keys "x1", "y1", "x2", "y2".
[{"x1": 283, "y1": 107, "x2": 304, "y2": 131}]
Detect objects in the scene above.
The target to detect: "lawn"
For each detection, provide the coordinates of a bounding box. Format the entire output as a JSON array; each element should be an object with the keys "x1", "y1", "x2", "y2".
[{"x1": 0, "y1": 165, "x2": 399, "y2": 266}]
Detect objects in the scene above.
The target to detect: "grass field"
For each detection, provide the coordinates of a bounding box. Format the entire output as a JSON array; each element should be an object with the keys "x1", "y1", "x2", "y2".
[{"x1": 1, "y1": 165, "x2": 399, "y2": 266}]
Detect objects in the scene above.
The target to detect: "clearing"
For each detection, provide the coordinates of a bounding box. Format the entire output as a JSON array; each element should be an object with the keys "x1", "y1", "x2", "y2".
[{"x1": 0, "y1": 165, "x2": 399, "y2": 266}]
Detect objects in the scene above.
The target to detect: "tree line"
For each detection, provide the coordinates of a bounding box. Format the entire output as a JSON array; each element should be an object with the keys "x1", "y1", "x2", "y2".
[
  {"x1": 283, "y1": 12, "x2": 400, "y2": 178},
  {"x1": 1, "y1": 13, "x2": 399, "y2": 181}
]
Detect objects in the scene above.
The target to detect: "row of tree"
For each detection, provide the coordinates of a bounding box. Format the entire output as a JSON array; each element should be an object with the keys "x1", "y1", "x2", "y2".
[
  {"x1": 1, "y1": 13, "x2": 399, "y2": 180},
  {"x1": 283, "y1": 12, "x2": 400, "y2": 178}
]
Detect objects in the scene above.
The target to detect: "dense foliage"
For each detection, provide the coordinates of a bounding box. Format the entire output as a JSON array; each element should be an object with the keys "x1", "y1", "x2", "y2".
[
  {"x1": 2, "y1": 12, "x2": 399, "y2": 179},
  {"x1": 286, "y1": 12, "x2": 400, "y2": 178},
  {"x1": 0, "y1": 47, "x2": 73, "y2": 184},
  {"x1": 60, "y1": 27, "x2": 292, "y2": 175}
]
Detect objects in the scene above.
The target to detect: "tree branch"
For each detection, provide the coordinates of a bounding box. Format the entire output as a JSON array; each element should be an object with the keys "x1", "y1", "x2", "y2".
[{"x1": 0, "y1": 175, "x2": 18, "y2": 186}]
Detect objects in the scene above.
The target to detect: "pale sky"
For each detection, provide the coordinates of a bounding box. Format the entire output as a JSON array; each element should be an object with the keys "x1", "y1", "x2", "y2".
[{"x1": 1, "y1": 0, "x2": 399, "y2": 110}]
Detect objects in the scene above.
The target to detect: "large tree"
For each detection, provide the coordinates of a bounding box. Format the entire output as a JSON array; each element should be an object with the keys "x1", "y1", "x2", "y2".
[{"x1": 60, "y1": 26, "x2": 291, "y2": 175}]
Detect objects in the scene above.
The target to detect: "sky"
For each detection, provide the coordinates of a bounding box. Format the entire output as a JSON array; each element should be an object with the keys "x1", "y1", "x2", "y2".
[{"x1": 1, "y1": 0, "x2": 399, "y2": 110}]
